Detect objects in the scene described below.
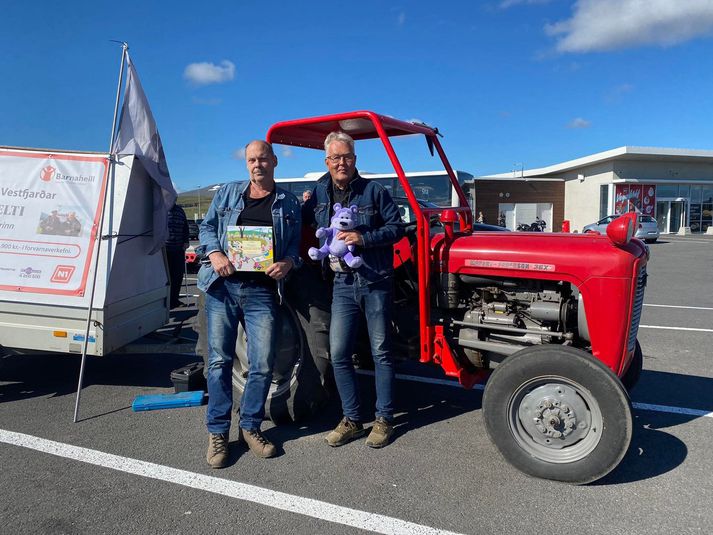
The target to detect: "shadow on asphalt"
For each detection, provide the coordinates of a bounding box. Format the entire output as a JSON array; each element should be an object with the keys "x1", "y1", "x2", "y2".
[
  {"x1": 632, "y1": 369, "x2": 713, "y2": 418},
  {"x1": 2, "y1": 342, "x2": 708, "y2": 485},
  {"x1": 266, "y1": 365, "x2": 483, "y2": 450},
  {"x1": 598, "y1": 414, "x2": 688, "y2": 485},
  {"x1": 0, "y1": 351, "x2": 199, "y2": 404},
  {"x1": 593, "y1": 368, "x2": 713, "y2": 484}
]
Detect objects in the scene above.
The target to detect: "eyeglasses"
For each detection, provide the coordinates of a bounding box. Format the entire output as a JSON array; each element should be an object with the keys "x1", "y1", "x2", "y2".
[{"x1": 326, "y1": 154, "x2": 355, "y2": 163}]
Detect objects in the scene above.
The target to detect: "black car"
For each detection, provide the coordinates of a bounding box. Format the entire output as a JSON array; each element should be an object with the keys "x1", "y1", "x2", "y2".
[
  {"x1": 394, "y1": 197, "x2": 509, "y2": 233},
  {"x1": 187, "y1": 219, "x2": 202, "y2": 241}
]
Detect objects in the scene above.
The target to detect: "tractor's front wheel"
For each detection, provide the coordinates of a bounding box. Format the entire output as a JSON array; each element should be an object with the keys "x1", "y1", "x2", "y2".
[{"x1": 483, "y1": 345, "x2": 633, "y2": 484}]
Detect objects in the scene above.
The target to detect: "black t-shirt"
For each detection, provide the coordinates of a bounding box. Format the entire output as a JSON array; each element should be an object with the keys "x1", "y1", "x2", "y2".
[
  {"x1": 330, "y1": 182, "x2": 351, "y2": 207},
  {"x1": 238, "y1": 191, "x2": 275, "y2": 226},
  {"x1": 230, "y1": 190, "x2": 276, "y2": 287}
]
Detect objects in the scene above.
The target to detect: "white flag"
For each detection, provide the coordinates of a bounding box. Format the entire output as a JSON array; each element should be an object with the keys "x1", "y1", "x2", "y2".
[{"x1": 112, "y1": 53, "x2": 177, "y2": 254}]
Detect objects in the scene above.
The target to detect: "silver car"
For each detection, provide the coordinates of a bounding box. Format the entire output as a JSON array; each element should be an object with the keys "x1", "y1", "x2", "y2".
[{"x1": 583, "y1": 214, "x2": 659, "y2": 243}]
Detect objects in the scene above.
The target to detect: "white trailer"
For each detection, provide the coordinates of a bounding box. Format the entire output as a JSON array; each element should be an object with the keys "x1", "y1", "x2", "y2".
[{"x1": 0, "y1": 147, "x2": 170, "y2": 356}]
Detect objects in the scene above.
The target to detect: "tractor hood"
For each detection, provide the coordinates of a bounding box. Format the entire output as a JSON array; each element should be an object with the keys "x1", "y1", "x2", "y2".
[{"x1": 436, "y1": 231, "x2": 648, "y2": 284}]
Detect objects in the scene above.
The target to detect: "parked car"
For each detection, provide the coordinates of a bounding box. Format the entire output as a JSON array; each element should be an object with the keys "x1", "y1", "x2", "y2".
[
  {"x1": 583, "y1": 214, "x2": 659, "y2": 243},
  {"x1": 394, "y1": 197, "x2": 510, "y2": 232},
  {"x1": 187, "y1": 219, "x2": 202, "y2": 241}
]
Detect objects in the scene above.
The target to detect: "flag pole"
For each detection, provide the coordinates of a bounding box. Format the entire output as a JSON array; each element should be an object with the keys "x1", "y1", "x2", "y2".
[{"x1": 73, "y1": 41, "x2": 128, "y2": 423}]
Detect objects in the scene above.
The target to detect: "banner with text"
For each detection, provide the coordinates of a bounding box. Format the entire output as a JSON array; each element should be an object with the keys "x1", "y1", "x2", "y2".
[{"x1": 0, "y1": 149, "x2": 109, "y2": 297}]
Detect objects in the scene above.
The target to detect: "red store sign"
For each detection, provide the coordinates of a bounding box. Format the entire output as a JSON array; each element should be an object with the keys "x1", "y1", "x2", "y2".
[{"x1": 614, "y1": 184, "x2": 656, "y2": 215}]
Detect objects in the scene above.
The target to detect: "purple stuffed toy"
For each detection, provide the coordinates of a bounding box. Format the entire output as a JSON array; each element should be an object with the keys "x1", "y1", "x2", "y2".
[{"x1": 308, "y1": 203, "x2": 364, "y2": 269}]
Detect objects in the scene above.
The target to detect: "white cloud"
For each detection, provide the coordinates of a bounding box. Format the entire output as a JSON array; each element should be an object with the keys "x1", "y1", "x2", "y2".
[
  {"x1": 567, "y1": 117, "x2": 591, "y2": 128},
  {"x1": 397, "y1": 11, "x2": 406, "y2": 26},
  {"x1": 281, "y1": 147, "x2": 293, "y2": 158},
  {"x1": 500, "y1": 0, "x2": 551, "y2": 8},
  {"x1": 184, "y1": 60, "x2": 236, "y2": 85},
  {"x1": 605, "y1": 83, "x2": 634, "y2": 102},
  {"x1": 233, "y1": 147, "x2": 246, "y2": 160},
  {"x1": 546, "y1": 0, "x2": 713, "y2": 53}
]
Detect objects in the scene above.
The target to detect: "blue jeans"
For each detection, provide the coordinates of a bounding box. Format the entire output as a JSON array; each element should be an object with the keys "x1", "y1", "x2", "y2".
[
  {"x1": 330, "y1": 274, "x2": 395, "y2": 421},
  {"x1": 204, "y1": 278, "x2": 278, "y2": 433}
]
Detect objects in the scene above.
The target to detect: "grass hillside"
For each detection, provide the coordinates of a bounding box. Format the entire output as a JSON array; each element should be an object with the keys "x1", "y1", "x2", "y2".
[{"x1": 177, "y1": 184, "x2": 223, "y2": 220}]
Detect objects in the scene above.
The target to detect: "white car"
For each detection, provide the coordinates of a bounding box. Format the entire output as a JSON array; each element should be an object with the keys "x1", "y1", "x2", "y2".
[{"x1": 583, "y1": 214, "x2": 659, "y2": 243}]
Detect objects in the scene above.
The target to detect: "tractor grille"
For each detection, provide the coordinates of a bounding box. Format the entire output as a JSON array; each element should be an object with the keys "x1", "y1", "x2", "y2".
[{"x1": 628, "y1": 264, "x2": 647, "y2": 353}]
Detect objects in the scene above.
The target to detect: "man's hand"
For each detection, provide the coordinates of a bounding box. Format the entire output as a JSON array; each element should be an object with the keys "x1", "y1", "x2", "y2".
[
  {"x1": 336, "y1": 230, "x2": 364, "y2": 247},
  {"x1": 209, "y1": 251, "x2": 236, "y2": 277},
  {"x1": 266, "y1": 258, "x2": 294, "y2": 280}
]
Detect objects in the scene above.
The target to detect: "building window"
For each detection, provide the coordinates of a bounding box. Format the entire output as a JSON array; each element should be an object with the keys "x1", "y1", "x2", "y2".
[
  {"x1": 703, "y1": 203, "x2": 713, "y2": 233},
  {"x1": 691, "y1": 185, "x2": 702, "y2": 203},
  {"x1": 703, "y1": 186, "x2": 713, "y2": 204},
  {"x1": 599, "y1": 185, "x2": 609, "y2": 218},
  {"x1": 656, "y1": 185, "x2": 678, "y2": 198}
]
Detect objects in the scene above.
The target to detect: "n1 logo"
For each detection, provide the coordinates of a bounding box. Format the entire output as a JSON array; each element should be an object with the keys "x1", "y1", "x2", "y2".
[{"x1": 51, "y1": 265, "x2": 75, "y2": 283}]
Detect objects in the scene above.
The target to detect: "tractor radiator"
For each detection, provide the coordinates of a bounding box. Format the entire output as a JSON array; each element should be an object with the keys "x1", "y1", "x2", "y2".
[{"x1": 627, "y1": 264, "x2": 647, "y2": 353}]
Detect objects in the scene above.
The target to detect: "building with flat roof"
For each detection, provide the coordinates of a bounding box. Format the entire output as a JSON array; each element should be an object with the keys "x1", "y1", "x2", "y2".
[{"x1": 481, "y1": 146, "x2": 713, "y2": 234}]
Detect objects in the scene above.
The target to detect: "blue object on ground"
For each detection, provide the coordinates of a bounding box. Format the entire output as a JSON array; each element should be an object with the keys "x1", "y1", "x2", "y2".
[{"x1": 132, "y1": 391, "x2": 205, "y2": 412}]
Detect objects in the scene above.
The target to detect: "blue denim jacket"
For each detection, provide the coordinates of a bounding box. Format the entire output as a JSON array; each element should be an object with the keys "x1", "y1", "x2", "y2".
[
  {"x1": 196, "y1": 181, "x2": 302, "y2": 300},
  {"x1": 303, "y1": 171, "x2": 404, "y2": 283}
]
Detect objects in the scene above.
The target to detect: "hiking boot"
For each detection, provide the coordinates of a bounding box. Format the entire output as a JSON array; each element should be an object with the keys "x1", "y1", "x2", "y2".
[
  {"x1": 325, "y1": 417, "x2": 365, "y2": 447},
  {"x1": 206, "y1": 433, "x2": 229, "y2": 468},
  {"x1": 365, "y1": 417, "x2": 394, "y2": 448},
  {"x1": 240, "y1": 428, "x2": 277, "y2": 458}
]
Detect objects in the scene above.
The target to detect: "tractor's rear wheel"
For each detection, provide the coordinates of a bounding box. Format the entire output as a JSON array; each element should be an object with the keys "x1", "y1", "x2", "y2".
[
  {"x1": 195, "y1": 281, "x2": 329, "y2": 424},
  {"x1": 483, "y1": 345, "x2": 633, "y2": 484},
  {"x1": 232, "y1": 302, "x2": 327, "y2": 423}
]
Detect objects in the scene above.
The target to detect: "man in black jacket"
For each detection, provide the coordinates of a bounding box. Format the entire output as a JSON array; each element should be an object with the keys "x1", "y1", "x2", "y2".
[
  {"x1": 303, "y1": 131, "x2": 404, "y2": 448},
  {"x1": 166, "y1": 203, "x2": 189, "y2": 308}
]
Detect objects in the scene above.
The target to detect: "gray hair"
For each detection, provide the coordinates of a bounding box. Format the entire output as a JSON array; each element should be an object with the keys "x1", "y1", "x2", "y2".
[{"x1": 324, "y1": 131, "x2": 355, "y2": 154}]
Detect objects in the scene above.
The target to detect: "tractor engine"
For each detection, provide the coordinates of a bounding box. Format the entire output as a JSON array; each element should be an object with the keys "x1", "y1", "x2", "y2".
[{"x1": 442, "y1": 275, "x2": 585, "y2": 369}]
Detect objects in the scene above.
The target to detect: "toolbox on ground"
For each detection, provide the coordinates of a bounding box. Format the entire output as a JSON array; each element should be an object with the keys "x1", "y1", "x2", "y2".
[
  {"x1": 170, "y1": 362, "x2": 207, "y2": 393},
  {"x1": 132, "y1": 391, "x2": 205, "y2": 411}
]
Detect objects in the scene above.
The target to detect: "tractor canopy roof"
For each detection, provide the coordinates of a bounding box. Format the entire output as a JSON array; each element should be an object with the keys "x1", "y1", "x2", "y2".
[{"x1": 266, "y1": 110, "x2": 438, "y2": 149}]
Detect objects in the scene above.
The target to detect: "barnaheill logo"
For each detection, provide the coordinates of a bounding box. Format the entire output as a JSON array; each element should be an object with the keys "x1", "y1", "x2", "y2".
[
  {"x1": 40, "y1": 166, "x2": 56, "y2": 182},
  {"x1": 51, "y1": 265, "x2": 75, "y2": 283}
]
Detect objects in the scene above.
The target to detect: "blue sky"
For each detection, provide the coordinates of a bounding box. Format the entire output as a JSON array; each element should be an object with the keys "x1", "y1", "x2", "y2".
[{"x1": 2, "y1": 0, "x2": 713, "y2": 192}]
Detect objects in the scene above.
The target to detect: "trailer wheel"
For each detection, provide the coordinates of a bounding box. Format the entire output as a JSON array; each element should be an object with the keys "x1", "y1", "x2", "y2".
[
  {"x1": 483, "y1": 345, "x2": 633, "y2": 485},
  {"x1": 232, "y1": 302, "x2": 327, "y2": 423},
  {"x1": 620, "y1": 340, "x2": 643, "y2": 392}
]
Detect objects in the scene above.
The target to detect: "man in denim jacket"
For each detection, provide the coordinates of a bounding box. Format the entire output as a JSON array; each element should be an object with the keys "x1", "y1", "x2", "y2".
[
  {"x1": 303, "y1": 131, "x2": 404, "y2": 448},
  {"x1": 197, "y1": 140, "x2": 301, "y2": 468}
]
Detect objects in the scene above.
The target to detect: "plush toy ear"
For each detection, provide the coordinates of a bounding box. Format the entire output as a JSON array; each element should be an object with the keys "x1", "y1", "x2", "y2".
[
  {"x1": 333, "y1": 203, "x2": 342, "y2": 213},
  {"x1": 350, "y1": 205, "x2": 358, "y2": 214}
]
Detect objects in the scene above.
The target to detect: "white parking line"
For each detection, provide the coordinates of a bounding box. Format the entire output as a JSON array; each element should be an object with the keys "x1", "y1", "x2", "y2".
[
  {"x1": 644, "y1": 304, "x2": 713, "y2": 311},
  {"x1": 0, "y1": 429, "x2": 464, "y2": 535},
  {"x1": 662, "y1": 239, "x2": 713, "y2": 244},
  {"x1": 357, "y1": 371, "x2": 713, "y2": 419},
  {"x1": 639, "y1": 325, "x2": 713, "y2": 333}
]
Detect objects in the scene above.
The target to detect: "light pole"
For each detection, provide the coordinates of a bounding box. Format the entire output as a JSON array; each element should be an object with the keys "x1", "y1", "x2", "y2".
[{"x1": 197, "y1": 184, "x2": 201, "y2": 220}]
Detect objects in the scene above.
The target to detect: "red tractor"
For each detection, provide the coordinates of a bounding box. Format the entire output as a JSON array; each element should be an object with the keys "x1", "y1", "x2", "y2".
[{"x1": 197, "y1": 111, "x2": 647, "y2": 485}]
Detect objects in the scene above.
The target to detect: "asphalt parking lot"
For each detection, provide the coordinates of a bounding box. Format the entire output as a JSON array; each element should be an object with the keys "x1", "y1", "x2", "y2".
[{"x1": 1, "y1": 234, "x2": 712, "y2": 535}]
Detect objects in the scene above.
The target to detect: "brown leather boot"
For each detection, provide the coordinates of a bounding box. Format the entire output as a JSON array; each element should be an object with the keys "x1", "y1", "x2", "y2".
[
  {"x1": 206, "y1": 433, "x2": 229, "y2": 468},
  {"x1": 240, "y1": 428, "x2": 277, "y2": 458}
]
